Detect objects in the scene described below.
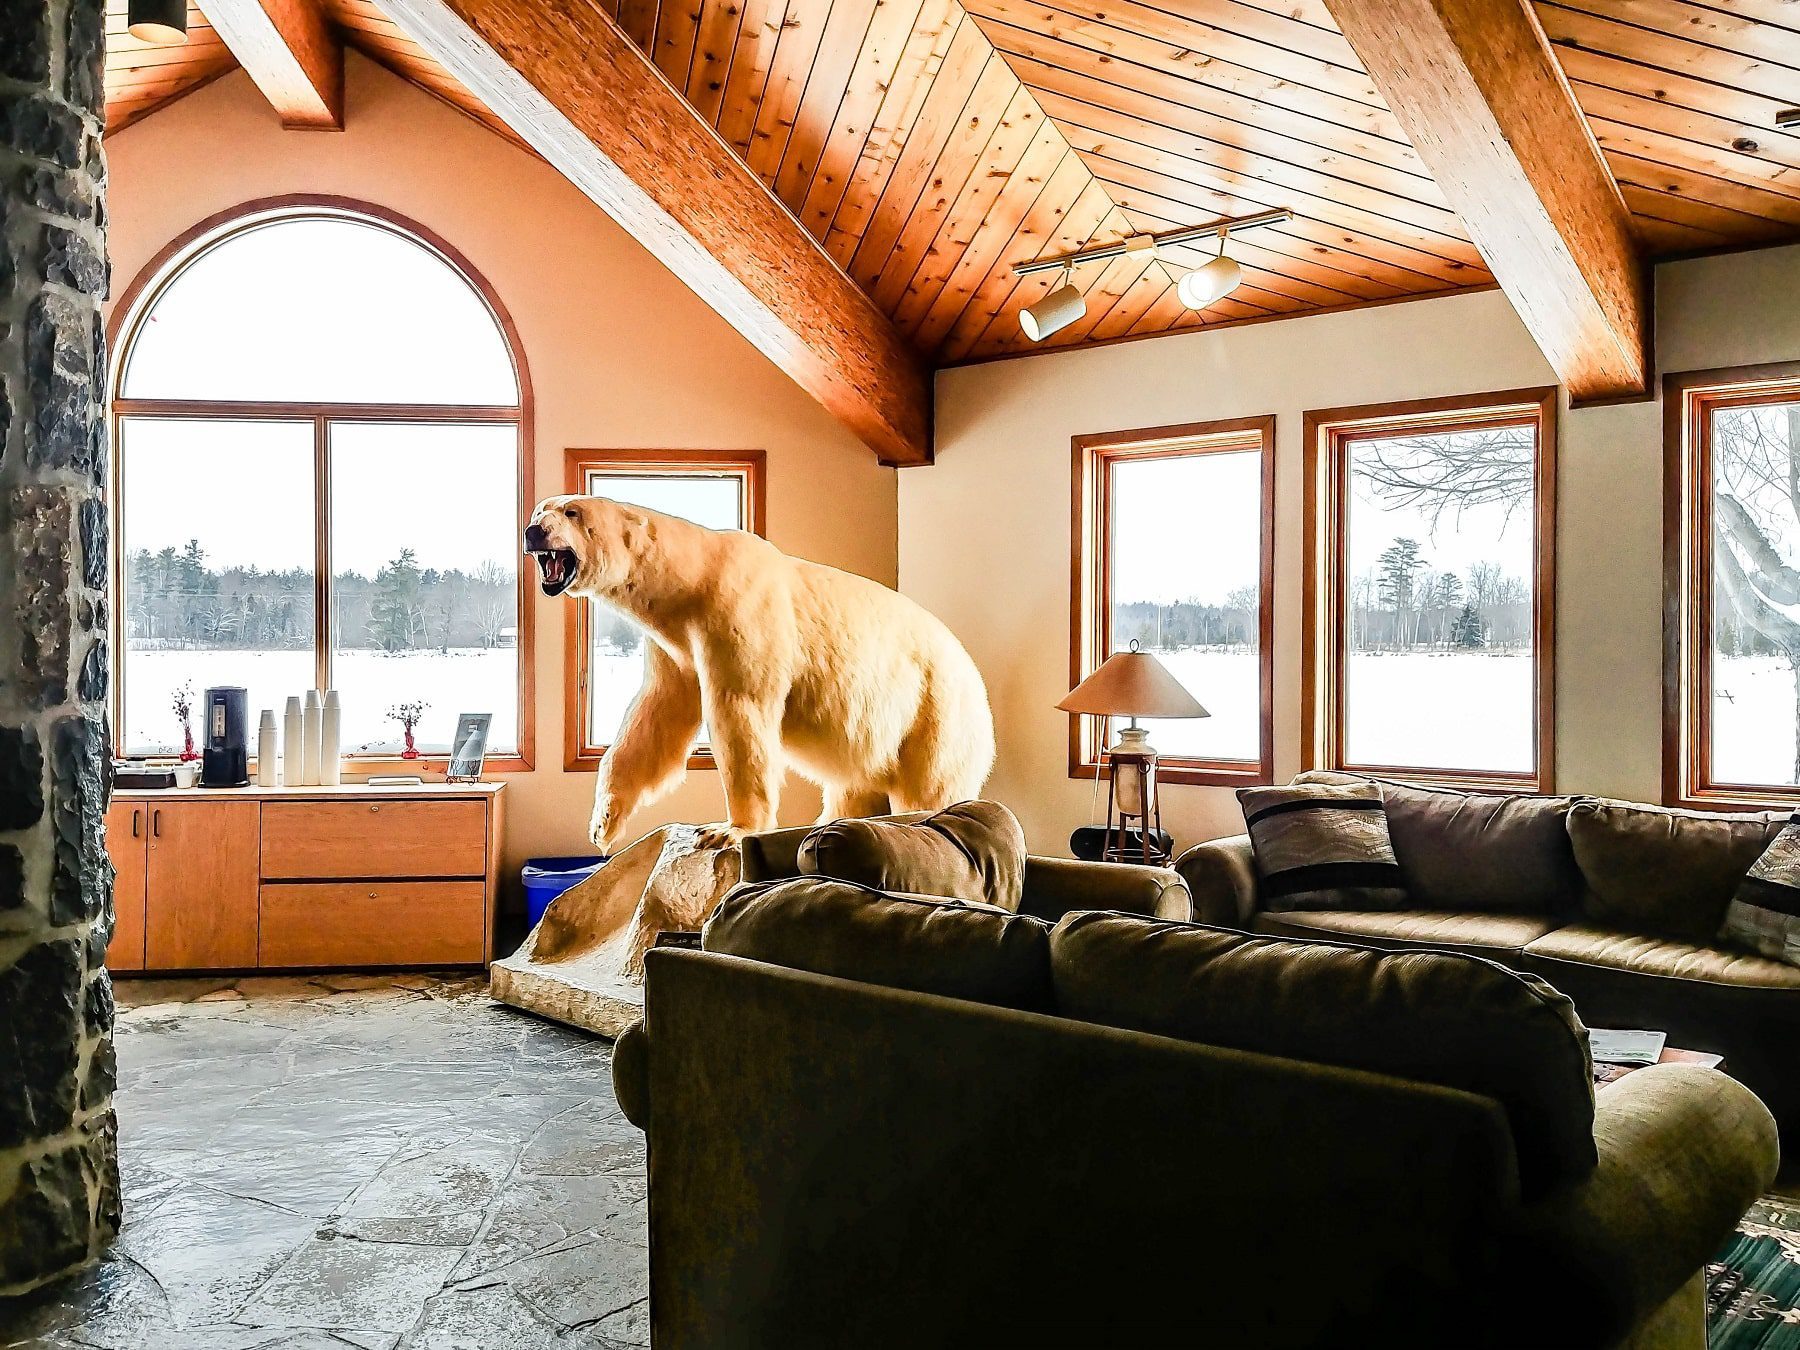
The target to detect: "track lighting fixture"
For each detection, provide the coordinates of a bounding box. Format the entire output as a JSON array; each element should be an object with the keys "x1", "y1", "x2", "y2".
[
  {"x1": 1176, "y1": 228, "x2": 1243, "y2": 310},
  {"x1": 127, "y1": 0, "x2": 188, "y2": 43},
  {"x1": 1013, "y1": 207, "x2": 1289, "y2": 340},
  {"x1": 1019, "y1": 268, "x2": 1087, "y2": 342}
]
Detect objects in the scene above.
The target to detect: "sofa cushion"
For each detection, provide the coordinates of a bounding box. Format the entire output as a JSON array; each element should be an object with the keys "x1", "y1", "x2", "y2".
[
  {"x1": 1524, "y1": 923, "x2": 1800, "y2": 991},
  {"x1": 1050, "y1": 911, "x2": 1597, "y2": 1195},
  {"x1": 1719, "y1": 816, "x2": 1800, "y2": 968},
  {"x1": 1565, "y1": 800, "x2": 1787, "y2": 943},
  {"x1": 703, "y1": 876, "x2": 1054, "y2": 1012},
  {"x1": 1237, "y1": 781, "x2": 1407, "y2": 912},
  {"x1": 1297, "y1": 770, "x2": 1583, "y2": 914},
  {"x1": 1252, "y1": 909, "x2": 1558, "y2": 966},
  {"x1": 799, "y1": 801, "x2": 1027, "y2": 912}
]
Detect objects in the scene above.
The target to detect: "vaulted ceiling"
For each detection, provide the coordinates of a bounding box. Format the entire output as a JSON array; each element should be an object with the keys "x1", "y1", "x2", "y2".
[{"x1": 104, "y1": 0, "x2": 1800, "y2": 368}]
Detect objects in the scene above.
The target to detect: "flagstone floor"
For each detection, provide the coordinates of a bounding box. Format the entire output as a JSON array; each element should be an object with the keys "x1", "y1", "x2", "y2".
[{"x1": 0, "y1": 973, "x2": 647, "y2": 1349}]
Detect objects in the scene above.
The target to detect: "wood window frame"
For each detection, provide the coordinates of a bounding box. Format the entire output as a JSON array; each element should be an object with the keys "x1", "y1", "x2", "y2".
[
  {"x1": 1302, "y1": 387, "x2": 1558, "y2": 791},
  {"x1": 1663, "y1": 361, "x2": 1800, "y2": 811},
  {"x1": 1069, "y1": 416, "x2": 1277, "y2": 788},
  {"x1": 563, "y1": 448, "x2": 768, "y2": 773},
  {"x1": 107, "y1": 195, "x2": 537, "y2": 774}
]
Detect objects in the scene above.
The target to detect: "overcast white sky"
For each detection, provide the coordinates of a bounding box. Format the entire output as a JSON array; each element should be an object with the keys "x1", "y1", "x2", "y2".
[
  {"x1": 1346, "y1": 432, "x2": 1535, "y2": 585},
  {"x1": 123, "y1": 216, "x2": 517, "y2": 405}
]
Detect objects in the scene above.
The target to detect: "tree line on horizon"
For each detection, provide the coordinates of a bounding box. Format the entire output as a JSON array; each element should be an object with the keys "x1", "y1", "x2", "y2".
[{"x1": 124, "y1": 542, "x2": 515, "y2": 653}]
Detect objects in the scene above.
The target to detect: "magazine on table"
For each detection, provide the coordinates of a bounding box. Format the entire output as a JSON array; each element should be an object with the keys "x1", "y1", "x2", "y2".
[{"x1": 1588, "y1": 1028, "x2": 1667, "y2": 1066}]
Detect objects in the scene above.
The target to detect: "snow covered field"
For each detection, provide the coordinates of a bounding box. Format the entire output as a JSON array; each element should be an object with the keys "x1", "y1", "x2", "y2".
[
  {"x1": 126, "y1": 648, "x2": 519, "y2": 756},
  {"x1": 1711, "y1": 655, "x2": 1800, "y2": 787}
]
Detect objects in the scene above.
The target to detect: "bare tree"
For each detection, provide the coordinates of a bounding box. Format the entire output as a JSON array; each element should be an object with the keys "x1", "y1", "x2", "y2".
[{"x1": 1353, "y1": 426, "x2": 1534, "y2": 528}]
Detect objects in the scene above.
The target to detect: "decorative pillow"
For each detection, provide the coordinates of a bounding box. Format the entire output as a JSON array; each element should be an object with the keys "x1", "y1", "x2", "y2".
[
  {"x1": 799, "y1": 800, "x2": 1027, "y2": 912},
  {"x1": 1236, "y1": 782, "x2": 1407, "y2": 912},
  {"x1": 1295, "y1": 770, "x2": 1584, "y2": 915},
  {"x1": 1566, "y1": 799, "x2": 1788, "y2": 943},
  {"x1": 703, "y1": 876, "x2": 1054, "y2": 1012},
  {"x1": 1720, "y1": 816, "x2": 1800, "y2": 967}
]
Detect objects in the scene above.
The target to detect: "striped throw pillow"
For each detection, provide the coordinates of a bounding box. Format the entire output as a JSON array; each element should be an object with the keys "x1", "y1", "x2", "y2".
[
  {"x1": 1720, "y1": 815, "x2": 1800, "y2": 967},
  {"x1": 1238, "y1": 781, "x2": 1408, "y2": 912}
]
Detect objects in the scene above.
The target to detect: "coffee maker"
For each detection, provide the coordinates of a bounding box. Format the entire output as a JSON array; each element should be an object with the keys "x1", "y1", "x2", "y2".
[{"x1": 201, "y1": 686, "x2": 250, "y2": 787}]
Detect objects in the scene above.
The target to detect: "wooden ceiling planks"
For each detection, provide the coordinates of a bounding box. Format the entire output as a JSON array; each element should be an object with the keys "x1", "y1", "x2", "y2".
[
  {"x1": 102, "y1": 0, "x2": 1800, "y2": 374},
  {"x1": 103, "y1": 0, "x2": 236, "y2": 134}
]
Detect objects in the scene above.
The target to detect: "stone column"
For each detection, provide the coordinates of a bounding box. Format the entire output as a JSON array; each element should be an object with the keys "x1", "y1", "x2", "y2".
[{"x1": 0, "y1": 0, "x2": 120, "y2": 1296}]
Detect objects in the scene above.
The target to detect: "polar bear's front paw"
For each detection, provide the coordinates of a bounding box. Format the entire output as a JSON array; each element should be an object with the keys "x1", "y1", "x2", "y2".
[
  {"x1": 589, "y1": 796, "x2": 620, "y2": 853},
  {"x1": 692, "y1": 821, "x2": 748, "y2": 851}
]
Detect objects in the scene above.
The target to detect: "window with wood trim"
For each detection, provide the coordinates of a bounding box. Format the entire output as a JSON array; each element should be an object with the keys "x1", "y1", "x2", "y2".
[
  {"x1": 1070, "y1": 418, "x2": 1275, "y2": 786},
  {"x1": 565, "y1": 449, "x2": 767, "y2": 771},
  {"x1": 1665, "y1": 363, "x2": 1800, "y2": 808},
  {"x1": 110, "y1": 200, "x2": 534, "y2": 769},
  {"x1": 1304, "y1": 389, "x2": 1557, "y2": 790}
]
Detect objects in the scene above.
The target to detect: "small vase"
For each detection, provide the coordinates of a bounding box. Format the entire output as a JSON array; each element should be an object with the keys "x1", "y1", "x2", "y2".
[
  {"x1": 180, "y1": 722, "x2": 198, "y2": 763},
  {"x1": 401, "y1": 726, "x2": 419, "y2": 760}
]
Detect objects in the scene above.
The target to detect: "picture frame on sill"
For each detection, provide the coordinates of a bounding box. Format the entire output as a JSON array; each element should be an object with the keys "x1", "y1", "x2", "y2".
[{"x1": 446, "y1": 713, "x2": 493, "y2": 783}]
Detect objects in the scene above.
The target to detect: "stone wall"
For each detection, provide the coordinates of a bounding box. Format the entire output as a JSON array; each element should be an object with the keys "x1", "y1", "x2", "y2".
[{"x1": 0, "y1": 0, "x2": 120, "y2": 1294}]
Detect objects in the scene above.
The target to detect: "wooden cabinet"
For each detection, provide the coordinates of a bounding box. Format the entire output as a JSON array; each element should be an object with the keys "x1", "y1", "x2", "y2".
[
  {"x1": 105, "y1": 784, "x2": 504, "y2": 974},
  {"x1": 145, "y1": 800, "x2": 261, "y2": 969},
  {"x1": 104, "y1": 801, "x2": 148, "y2": 972}
]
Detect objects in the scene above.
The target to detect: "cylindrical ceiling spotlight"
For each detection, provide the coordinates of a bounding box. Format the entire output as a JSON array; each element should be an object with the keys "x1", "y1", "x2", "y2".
[
  {"x1": 1177, "y1": 231, "x2": 1242, "y2": 310},
  {"x1": 128, "y1": 0, "x2": 189, "y2": 43},
  {"x1": 1020, "y1": 270, "x2": 1086, "y2": 342}
]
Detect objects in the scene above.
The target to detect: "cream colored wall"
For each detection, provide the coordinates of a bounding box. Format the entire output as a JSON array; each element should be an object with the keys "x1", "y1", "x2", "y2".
[
  {"x1": 103, "y1": 55, "x2": 898, "y2": 883},
  {"x1": 905, "y1": 244, "x2": 1800, "y2": 857}
]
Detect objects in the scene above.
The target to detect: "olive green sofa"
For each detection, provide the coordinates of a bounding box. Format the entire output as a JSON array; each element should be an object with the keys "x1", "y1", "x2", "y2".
[
  {"x1": 1175, "y1": 771, "x2": 1800, "y2": 1154},
  {"x1": 611, "y1": 880, "x2": 1777, "y2": 1349}
]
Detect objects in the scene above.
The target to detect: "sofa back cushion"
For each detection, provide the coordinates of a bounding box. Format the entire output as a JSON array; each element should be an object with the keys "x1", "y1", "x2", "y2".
[
  {"x1": 741, "y1": 813, "x2": 930, "y2": 884},
  {"x1": 703, "y1": 876, "x2": 1054, "y2": 1013},
  {"x1": 1049, "y1": 911, "x2": 1597, "y2": 1195},
  {"x1": 1566, "y1": 799, "x2": 1788, "y2": 943},
  {"x1": 799, "y1": 800, "x2": 1027, "y2": 912},
  {"x1": 1297, "y1": 771, "x2": 1583, "y2": 915}
]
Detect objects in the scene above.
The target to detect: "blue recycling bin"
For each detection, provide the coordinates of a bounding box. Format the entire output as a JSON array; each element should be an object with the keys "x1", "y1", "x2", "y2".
[{"x1": 521, "y1": 855, "x2": 606, "y2": 928}]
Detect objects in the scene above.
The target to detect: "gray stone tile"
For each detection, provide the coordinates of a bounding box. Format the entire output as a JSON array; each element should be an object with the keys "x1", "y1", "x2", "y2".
[
  {"x1": 238, "y1": 1238, "x2": 464, "y2": 1335},
  {"x1": 31, "y1": 974, "x2": 647, "y2": 1350}
]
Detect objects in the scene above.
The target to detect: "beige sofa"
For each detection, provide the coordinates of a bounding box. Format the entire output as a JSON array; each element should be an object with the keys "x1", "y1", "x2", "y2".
[
  {"x1": 1176, "y1": 771, "x2": 1800, "y2": 1154},
  {"x1": 613, "y1": 877, "x2": 1777, "y2": 1348}
]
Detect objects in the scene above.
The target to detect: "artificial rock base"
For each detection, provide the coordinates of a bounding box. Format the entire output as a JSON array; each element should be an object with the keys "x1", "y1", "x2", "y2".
[{"x1": 490, "y1": 827, "x2": 740, "y2": 1038}]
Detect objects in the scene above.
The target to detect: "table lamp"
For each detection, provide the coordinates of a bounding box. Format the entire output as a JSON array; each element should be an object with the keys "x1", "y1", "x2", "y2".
[{"x1": 1058, "y1": 640, "x2": 1209, "y2": 864}]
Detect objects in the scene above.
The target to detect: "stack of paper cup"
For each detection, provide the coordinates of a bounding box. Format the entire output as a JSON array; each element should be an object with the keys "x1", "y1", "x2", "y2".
[
  {"x1": 320, "y1": 690, "x2": 341, "y2": 786},
  {"x1": 283, "y1": 696, "x2": 304, "y2": 786},
  {"x1": 256, "y1": 710, "x2": 278, "y2": 787}
]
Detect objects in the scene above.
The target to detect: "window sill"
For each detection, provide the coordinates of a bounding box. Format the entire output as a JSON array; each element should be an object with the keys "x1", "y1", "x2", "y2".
[
  {"x1": 1668, "y1": 786, "x2": 1800, "y2": 813},
  {"x1": 1329, "y1": 763, "x2": 1548, "y2": 794},
  {"x1": 565, "y1": 750, "x2": 719, "y2": 775},
  {"x1": 1071, "y1": 758, "x2": 1271, "y2": 789}
]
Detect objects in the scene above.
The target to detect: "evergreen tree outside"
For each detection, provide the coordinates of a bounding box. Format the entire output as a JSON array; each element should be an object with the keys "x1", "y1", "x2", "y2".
[{"x1": 1452, "y1": 603, "x2": 1486, "y2": 648}]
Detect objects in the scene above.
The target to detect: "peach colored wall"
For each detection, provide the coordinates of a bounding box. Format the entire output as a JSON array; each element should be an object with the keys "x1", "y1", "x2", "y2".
[{"x1": 103, "y1": 55, "x2": 898, "y2": 888}]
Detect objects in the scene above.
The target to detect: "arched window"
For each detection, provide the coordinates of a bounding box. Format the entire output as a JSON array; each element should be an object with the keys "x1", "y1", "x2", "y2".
[{"x1": 111, "y1": 201, "x2": 532, "y2": 766}]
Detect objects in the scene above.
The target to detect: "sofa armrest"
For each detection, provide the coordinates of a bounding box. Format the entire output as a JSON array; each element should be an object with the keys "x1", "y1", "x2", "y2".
[
  {"x1": 1173, "y1": 835, "x2": 1259, "y2": 928},
  {"x1": 1021, "y1": 856, "x2": 1190, "y2": 923},
  {"x1": 611, "y1": 1017, "x2": 651, "y2": 1130},
  {"x1": 1506, "y1": 1064, "x2": 1778, "y2": 1345}
]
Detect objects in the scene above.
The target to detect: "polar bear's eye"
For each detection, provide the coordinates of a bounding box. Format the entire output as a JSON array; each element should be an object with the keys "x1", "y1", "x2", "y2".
[{"x1": 564, "y1": 508, "x2": 579, "y2": 519}]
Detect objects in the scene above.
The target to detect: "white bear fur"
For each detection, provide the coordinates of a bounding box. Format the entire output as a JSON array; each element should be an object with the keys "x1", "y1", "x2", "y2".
[{"x1": 527, "y1": 496, "x2": 995, "y2": 851}]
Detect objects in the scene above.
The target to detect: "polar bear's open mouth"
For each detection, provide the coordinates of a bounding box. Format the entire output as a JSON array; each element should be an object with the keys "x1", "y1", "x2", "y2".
[{"x1": 531, "y1": 548, "x2": 577, "y2": 597}]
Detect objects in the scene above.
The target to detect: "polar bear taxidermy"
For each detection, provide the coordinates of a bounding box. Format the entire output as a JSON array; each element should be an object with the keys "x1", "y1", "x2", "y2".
[{"x1": 525, "y1": 495, "x2": 996, "y2": 851}]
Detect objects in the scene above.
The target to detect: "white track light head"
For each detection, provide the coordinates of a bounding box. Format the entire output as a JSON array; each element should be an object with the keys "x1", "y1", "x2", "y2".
[
  {"x1": 1020, "y1": 279, "x2": 1087, "y2": 342},
  {"x1": 1177, "y1": 254, "x2": 1242, "y2": 310}
]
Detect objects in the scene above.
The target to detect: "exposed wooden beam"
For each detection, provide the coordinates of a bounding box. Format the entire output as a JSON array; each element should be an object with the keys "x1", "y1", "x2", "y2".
[
  {"x1": 376, "y1": 0, "x2": 934, "y2": 466},
  {"x1": 199, "y1": 0, "x2": 344, "y2": 130},
  {"x1": 1321, "y1": 0, "x2": 1649, "y2": 402}
]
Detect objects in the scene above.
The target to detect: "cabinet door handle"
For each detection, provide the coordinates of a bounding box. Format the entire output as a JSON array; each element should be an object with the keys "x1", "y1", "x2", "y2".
[
  {"x1": 369, "y1": 804, "x2": 380, "y2": 813},
  {"x1": 131, "y1": 809, "x2": 141, "y2": 839},
  {"x1": 151, "y1": 809, "x2": 161, "y2": 839}
]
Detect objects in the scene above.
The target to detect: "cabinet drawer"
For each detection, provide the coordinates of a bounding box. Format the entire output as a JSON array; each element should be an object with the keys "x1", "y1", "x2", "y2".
[
  {"x1": 259, "y1": 882, "x2": 485, "y2": 967},
  {"x1": 260, "y1": 800, "x2": 487, "y2": 878}
]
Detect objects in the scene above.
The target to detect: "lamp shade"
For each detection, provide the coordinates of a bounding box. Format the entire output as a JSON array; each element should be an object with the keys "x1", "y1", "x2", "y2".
[
  {"x1": 1058, "y1": 647, "x2": 1209, "y2": 719},
  {"x1": 1177, "y1": 254, "x2": 1242, "y2": 310}
]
